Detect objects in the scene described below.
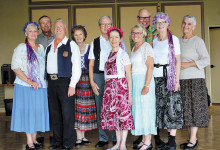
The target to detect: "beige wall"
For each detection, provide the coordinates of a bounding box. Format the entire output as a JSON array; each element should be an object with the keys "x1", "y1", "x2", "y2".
[{"x1": 0, "y1": 0, "x2": 220, "y2": 102}]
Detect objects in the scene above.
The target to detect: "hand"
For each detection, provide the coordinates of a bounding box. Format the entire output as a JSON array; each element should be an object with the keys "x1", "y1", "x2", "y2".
[
  {"x1": 68, "y1": 86, "x2": 75, "y2": 97},
  {"x1": 29, "y1": 80, "x2": 39, "y2": 90},
  {"x1": 141, "y1": 86, "x2": 149, "y2": 95},
  {"x1": 91, "y1": 81, "x2": 99, "y2": 96},
  {"x1": 174, "y1": 82, "x2": 180, "y2": 92},
  {"x1": 181, "y1": 62, "x2": 190, "y2": 70},
  {"x1": 129, "y1": 94, "x2": 133, "y2": 105}
]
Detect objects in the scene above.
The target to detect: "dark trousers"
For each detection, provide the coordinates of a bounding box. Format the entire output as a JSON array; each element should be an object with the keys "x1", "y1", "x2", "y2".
[{"x1": 48, "y1": 78, "x2": 75, "y2": 148}]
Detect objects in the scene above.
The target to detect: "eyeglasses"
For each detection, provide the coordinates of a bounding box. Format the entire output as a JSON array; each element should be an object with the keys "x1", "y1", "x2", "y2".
[
  {"x1": 131, "y1": 32, "x2": 143, "y2": 35},
  {"x1": 100, "y1": 23, "x2": 112, "y2": 27},
  {"x1": 155, "y1": 21, "x2": 167, "y2": 25},
  {"x1": 138, "y1": 16, "x2": 151, "y2": 21}
]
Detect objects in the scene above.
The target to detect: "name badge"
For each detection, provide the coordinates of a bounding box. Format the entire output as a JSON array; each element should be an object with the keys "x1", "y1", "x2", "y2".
[{"x1": 63, "y1": 51, "x2": 68, "y2": 57}]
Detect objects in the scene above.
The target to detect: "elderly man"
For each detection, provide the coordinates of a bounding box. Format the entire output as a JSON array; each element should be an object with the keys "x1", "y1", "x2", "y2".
[
  {"x1": 130, "y1": 8, "x2": 165, "y2": 149},
  {"x1": 89, "y1": 15, "x2": 127, "y2": 148},
  {"x1": 46, "y1": 19, "x2": 81, "y2": 150},
  {"x1": 36, "y1": 15, "x2": 55, "y2": 49}
]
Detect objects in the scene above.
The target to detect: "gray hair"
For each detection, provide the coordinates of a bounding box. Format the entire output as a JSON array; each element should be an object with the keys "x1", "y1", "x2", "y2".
[
  {"x1": 98, "y1": 15, "x2": 113, "y2": 25},
  {"x1": 137, "y1": 8, "x2": 151, "y2": 17},
  {"x1": 54, "y1": 18, "x2": 67, "y2": 28},
  {"x1": 182, "y1": 15, "x2": 197, "y2": 26},
  {"x1": 130, "y1": 24, "x2": 147, "y2": 37}
]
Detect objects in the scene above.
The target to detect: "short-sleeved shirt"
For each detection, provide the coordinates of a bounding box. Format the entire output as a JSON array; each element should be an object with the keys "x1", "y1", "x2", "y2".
[
  {"x1": 36, "y1": 33, "x2": 55, "y2": 50},
  {"x1": 11, "y1": 43, "x2": 47, "y2": 88},
  {"x1": 153, "y1": 35, "x2": 180, "y2": 77},
  {"x1": 130, "y1": 42, "x2": 154, "y2": 75}
]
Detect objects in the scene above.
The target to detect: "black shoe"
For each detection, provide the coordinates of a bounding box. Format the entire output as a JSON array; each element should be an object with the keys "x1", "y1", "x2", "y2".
[
  {"x1": 154, "y1": 135, "x2": 165, "y2": 147},
  {"x1": 133, "y1": 136, "x2": 142, "y2": 145},
  {"x1": 184, "y1": 140, "x2": 198, "y2": 150},
  {"x1": 157, "y1": 144, "x2": 176, "y2": 150},
  {"x1": 34, "y1": 142, "x2": 44, "y2": 148},
  {"x1": 37, "y1": 137, "x2": 44, "y2": 143},
  {"x1": 180, "y1": 140, "x2": 189, "y2": 149},
  {"x1": 95, "y1": 141, "x2": 108, "y2": 147},
  {"x1": 133, "y1": 141, "x2": 143, "y2": 149},
  {"x1": 61, "y1": 146, "x2": 71, "y2": 150},
  {"x1": 26, "y1": 145, "x2": 37, "y2": 150},
  {"x1": 140, "y1": 144, "x2": 153, "y2": 150},
  {"x1": 49, "y1": 145, "x2": 61, "y2": 149},
  {"x1": 112, "y1": 141, "x2": 117, "y2": 145},
  {"x1": 82, "y1": 138, "x2": 91, "y2": 145},
  {"x1": 75, "y1": 139, "x2": 84, "y2": 147}
]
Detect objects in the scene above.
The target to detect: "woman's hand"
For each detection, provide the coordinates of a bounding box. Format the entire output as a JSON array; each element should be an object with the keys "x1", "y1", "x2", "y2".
[
  {"x1": 141, "y1": 86, "x2": 149, "y2": 95},
  {"x1": 129, "y1": 94, "x2": 133, "y2": 105},
  {"x1": 174, "y1": 82, "x2": 180, "y2": 92},
  {"x1": 28, "y1": 80, "x2": 39, "y2": 89}
]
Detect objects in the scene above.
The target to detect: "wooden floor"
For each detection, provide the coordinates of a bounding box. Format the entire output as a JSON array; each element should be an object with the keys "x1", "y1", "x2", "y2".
[{"x1": 0, "y1": 106, "x2": 220, "y2": 150}]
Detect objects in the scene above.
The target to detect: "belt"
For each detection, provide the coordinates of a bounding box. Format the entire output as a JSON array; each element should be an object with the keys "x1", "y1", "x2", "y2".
[
  {"x1": 47, "y1": 74, "x2": 70, "y2": 80},
  {"x1": 154, "y1": 64, "x2": 169, "y2": 85}
]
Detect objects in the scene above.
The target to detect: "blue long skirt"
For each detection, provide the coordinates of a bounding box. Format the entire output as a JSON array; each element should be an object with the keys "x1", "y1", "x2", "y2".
[{"x1": 10, "y1": 84, "x2": 50, "y2": 134}]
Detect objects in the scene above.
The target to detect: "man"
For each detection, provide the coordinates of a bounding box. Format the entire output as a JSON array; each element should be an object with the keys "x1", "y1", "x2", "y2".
[
  {"x1": 46, "y1": 19, "x2": 81, "y2": 150},
  {"x1": 89, "y1": 15, "x2": 127, "y2": 148},
  {"x1": 130, "y1": 8, "x2": 165, "y2": 148},
  {"x1": 37, "y1": 15, "x2": 55, "y2": 49},
  {"x1": 36, "y1": 15, "x2": 55, "y2": 144}
]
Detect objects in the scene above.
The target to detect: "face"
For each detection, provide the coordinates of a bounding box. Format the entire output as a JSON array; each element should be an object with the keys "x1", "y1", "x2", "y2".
[
  {"x1": 39, "y1": 17, "x2": 51, "y2": 33},
  {"x1": 137, "y1": 9, "x2": 151, "y2": 28},
  {"x1": 74, "y1": 29, "x2": 85, "y2": 44},
  {"x1": 99, "y1": 17, "x2": 112, "y2": 34},
  {"x1": 25, "y1": 25, "x2": 38, "y2": 41},
  {"x1": 109, "y1": 31, "x2": 121, "y2": 48},
  {"x1": 131, "y1": 27, "x2": 144, "y2": 43},
  {"x1": 155, "y1": 19, "x2": 168, "y2": 32},
  {"x1": 54, "y1": 21, "x2": 66, "y2": 39},
  {"x1": 181, "y1": 18, "x2": 195, "y2": 34}
]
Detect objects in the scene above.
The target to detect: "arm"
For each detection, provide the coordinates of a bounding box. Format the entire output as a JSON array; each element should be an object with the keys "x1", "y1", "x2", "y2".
[
  {"x1": 68, "y1": 41, "x2": 82, "y2": 97},
  {"x1": 175, "y1": 54, "x2": 181, "y2": 92},
  {"x1": 125, "y1": 64, "x2": 132, "y2": 105},
  {"x1": 89, "y1": 59, "x2": 99, "y2": 96},
  {"x1": 141, "y1": 56, "x2": 154, "y2": 95}
]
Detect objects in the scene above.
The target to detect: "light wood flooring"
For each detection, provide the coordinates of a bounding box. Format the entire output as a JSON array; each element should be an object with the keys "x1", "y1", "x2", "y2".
[{"x1": 0, "y1": 106, "x2": 220, "y2": 150}]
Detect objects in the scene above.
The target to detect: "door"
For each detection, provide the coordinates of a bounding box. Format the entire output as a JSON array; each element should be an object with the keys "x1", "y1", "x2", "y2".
[{"x1": 210, "y1": 27, "x2": 220, "y2": 103}]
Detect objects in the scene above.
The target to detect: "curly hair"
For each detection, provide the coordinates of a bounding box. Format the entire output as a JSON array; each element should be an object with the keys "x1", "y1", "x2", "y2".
[{"x1": 71, "y1": 25, "x2": 87, "y2": 42}]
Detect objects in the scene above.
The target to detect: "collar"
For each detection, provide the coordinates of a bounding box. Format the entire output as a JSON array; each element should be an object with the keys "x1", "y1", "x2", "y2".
[
  {"x1": 100, "y1": 35, "x2": 108, "y2": 41},
  {"x1": 54, "y1": 36, "x2": 68, "y2": 45},
  {"x1": 40, "y1": 32, "x2": 55, "y2": 38}
]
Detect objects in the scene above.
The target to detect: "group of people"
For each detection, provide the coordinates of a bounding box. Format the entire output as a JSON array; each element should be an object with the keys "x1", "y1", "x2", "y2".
[{"x1": 10, "y1": 7, "x2": 210, "y2": 150}]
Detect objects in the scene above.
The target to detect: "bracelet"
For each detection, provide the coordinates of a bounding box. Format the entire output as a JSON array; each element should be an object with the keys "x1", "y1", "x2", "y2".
[{"x1": 144, "y1": 85, "x2": 150, "y2": 88}]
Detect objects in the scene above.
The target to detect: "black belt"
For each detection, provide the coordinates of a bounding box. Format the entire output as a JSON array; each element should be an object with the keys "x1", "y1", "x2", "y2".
[
  {"x1": 47, "y1": 74, "x2": 70, "y2": 80},
  {"x1": 154, "y1": 64, "x2": 169, "y2": 84}
]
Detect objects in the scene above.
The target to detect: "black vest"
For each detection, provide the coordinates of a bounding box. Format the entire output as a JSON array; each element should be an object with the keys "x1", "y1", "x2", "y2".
[
  {"x1": 45, "y1": 39, "x2": 72, "y2": 77},
  {"x1": 93, "y1": 37, "x2": 102, "y2": 73}
]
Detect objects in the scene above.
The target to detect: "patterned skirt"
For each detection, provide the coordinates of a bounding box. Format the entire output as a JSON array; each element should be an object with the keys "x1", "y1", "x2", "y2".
[
  {"x1": 75, "y1": 69, "x2": 97, "y2": 131},
  {"x1": 101, "y1": 78, "x2": 134, "y2": 131},
  {"x1": 155, "y1": 77, "x2": 183, "y2": 129},
  {"x1": 180, "y1": 78, "x2": 209, "y2": 127}
]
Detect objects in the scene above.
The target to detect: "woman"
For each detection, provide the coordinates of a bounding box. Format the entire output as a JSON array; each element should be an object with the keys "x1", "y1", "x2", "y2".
[
  {"x1": 10, "y1": 22, "x2": 50, "y2": 150},
  {"x1": 101, "y1": 27, "x2": 134, "y2": 150},
  {"x1": 130, "y1": 24, "x2": 157, "y2": 150},
  {"x1": 179, "y1": 15, "x2": 210, "y2": 150},
  {"x1": 71, "y1": 25, "x2": 97, "y2": 146},
  {"x1": 152, "y1": 12, "x2": 183, "y2": 150}
]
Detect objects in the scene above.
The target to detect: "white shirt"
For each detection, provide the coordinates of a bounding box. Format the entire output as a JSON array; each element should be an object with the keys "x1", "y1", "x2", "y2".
[
  {"x1": 130, "y1": 42, "x2": 154, "y2": 75},
  {"x1": 104, "y1": 48, "x2": 131, "y2": 79},
  {"x1": 153, "y1": 35, "x2": 180, "y2": 77},
  {"x1": 88, "y1": 35, "x2": 128, "y2": 71},
  {"x1": 47, "y1": 36, "x2": 81, "y2": 88}
]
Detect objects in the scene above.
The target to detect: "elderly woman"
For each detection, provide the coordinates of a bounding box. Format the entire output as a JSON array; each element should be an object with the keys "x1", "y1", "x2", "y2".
[
  {"x1": 10, "y1": 22, "x2": 50, "y2": 150},
  {"x1": 179, "y1": 15, "x2": 210, "y2": 150},
  {"x1": 101, "y1": 27, "x2": 134, "y2": 150},
  {"x1": 71, "y1": 25, "x2": 97, "y2": 147},
  {"x1": 152, "y1": 12, "x2": 183, "y2": 150},
  {"x1": 130, "y1": 24, "x2": 157, "y2": 150}
]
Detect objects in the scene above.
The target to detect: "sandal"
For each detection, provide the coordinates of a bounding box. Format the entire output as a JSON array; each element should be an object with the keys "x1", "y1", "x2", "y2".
[{"x1": 184, "y1": 140, "x2": 198, "y2": 150}]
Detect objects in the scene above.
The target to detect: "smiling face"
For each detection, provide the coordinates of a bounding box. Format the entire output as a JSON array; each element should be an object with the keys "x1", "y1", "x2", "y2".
[
  {"x1": 74, "y1": 29, "x2": 85, "y2": 44},
  {"x1": 109, "y1": 30, "x2": 121, "y2": 49},
  {"x1": 181, "y1": 18, "x2": 195, "y2": 35},
  {"x1": 137, "y1": 9, "x2": 151, "y2": 29},
  {"x1": 25, "y1": 25, "x2": 38, "y2": 41},
  {"x1": 39, "y1": 17, "x2": 51, "y2": 33},
  {"x1": 99, "y1": 17, "x2": 112, "y2": 34},
  {"x1": 131, "y1": 27, "x2": 144, "y2": 44},
  {"x1": 155, "y1": 19, "x2": 168, "y2": 33},
  {"x1": 54, "y1": 21, "x2": 66, "y2": 39}
]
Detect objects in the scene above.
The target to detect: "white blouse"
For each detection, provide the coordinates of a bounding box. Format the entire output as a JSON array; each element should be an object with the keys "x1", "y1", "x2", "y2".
[
  {"x1": 104, "y1": 48, "x2": 131, "y2": 79},
  {"x1": 11, "y1": 43, "x2": 47, "y2": 88},
  {"x1": 130, "y1": 42, "x2": 154, "y2": 75}
]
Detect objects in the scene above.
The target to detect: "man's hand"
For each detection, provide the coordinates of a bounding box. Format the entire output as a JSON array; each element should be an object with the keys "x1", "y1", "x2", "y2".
[
  {"x1": 68, "y1": 86, "x2": 75, "y2": 97},
  {"x1": 91, "y1": 81, "x2": 99, "y2": 96}
]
